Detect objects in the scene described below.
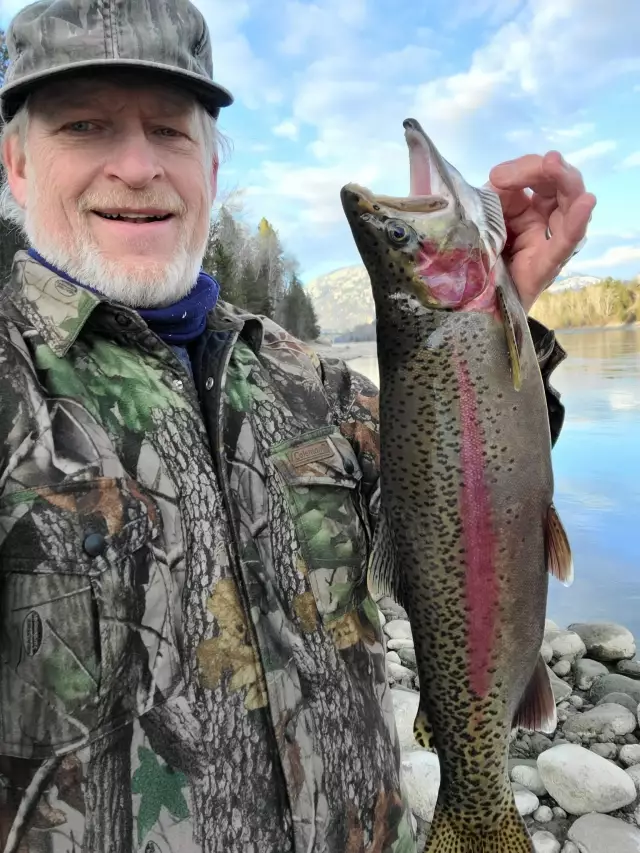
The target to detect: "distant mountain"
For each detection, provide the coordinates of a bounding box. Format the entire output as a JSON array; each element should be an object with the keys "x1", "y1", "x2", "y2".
[
  {"x1": 549, "y1": 274, "x2": 602, "y2": 292},
  {"x1": 305, "y1": 266, "x2": 606, "y2": 334},
  {"x1": 305, "y1": 265, "x2": 373, "y2": 334}
]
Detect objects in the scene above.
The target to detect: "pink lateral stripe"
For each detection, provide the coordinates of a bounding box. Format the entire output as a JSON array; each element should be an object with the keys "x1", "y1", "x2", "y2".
[{"x1": 454, "y1": 353, "x2": 499, "y2": 698}]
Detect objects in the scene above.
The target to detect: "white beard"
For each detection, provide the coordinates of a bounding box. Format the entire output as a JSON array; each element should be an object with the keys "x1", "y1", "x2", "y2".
[{"x1": 23, "y1": 183, "x2": 210, "y2": 309}]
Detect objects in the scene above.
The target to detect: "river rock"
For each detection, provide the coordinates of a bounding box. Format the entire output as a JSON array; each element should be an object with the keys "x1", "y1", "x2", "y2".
[
  {"x1": 575, "y1": 659, "x2": 610, "y2": 690},
  {"x1": 400, "y1": 751, "x2": 440, "y2": 822},
  {"x1": 597, "y1": 692, "x2": 640, "y2": 714},
  {"x1": 553, "y1": 660, "x2": 572, "y2": 677},
  {"x1": 562, "y1": 844, "x2": 579, "y2": 853},
  {"x1": 547, "y1": 629, "x2": 587, "y2": 662},
  {"x1": 546, "y1": 619, "x2": 561, "y2": 633},
  {"x1": 553, "y1": 807, "x2": 567, "y2": 819},
  {"x1": 569, "y1": 622, "x2": 636, "y2": 662},
  {"x1": 377, "y1": 596, "x2": 408, "y2": 619},
  {"x1": 384, "y1": 620, "x2": 413, "y2": 642},
  {"x1": 533, "y1": 831, "x2": 561, "y2": 853},
  {"x1": 618, "y1": 660, "x2": 640, "y2": 680},
  {"x1": 549, "y1": 666, "x2": 573, "y2": 703},
  {"x1": 562, "y1": 703, "x2": 637, "y2": 738},
  {"x1": 591, "y1": 743, "x2": 619, "y2": 760},
  {"x1": 387, "y1": 662, "x2": 415, "y2": 686},
  {"x1": 377, "y1": 608, "x2": 386, "y2": 627},
  {"x1": 626, "y1": 765, "x2": 640, "y2": 796},
  {"x1": 391, "y1": 688, "x2": 420, "y2": 751},
  {"x1": 620, "y1": 745, "x2": 640, "y2": 767},
  {"x1": 569, "y1": 695, "x2": 585, "y2": 709},
  {"x1": 512, "y1": 782, "x2": 539, "y2": 816},
  {"x1": 386, "y1": 638, "x2": 415, "y2": 652},
  {"x1": 567, "y1": 813, "x2": 640, "y2": 852},
  {"x1": 591, "y1": 675, "x2": 640, "y2": 706},
  {"x1": 541, "y1": 640, "x2": 554, "y2": 664},
  {"x1": 511, "y1": 764, "x2": 548, "y2": 796},
  {"x1": 537, "y1": 743, "x2": 637, "y2": 814},
  {"x1": 398, "y1": 647, "x2": 417, "y2": 669},
  {"x1": 533, "y1": 806, "x2": 554, "y2": 823},
  {"x1": 386, "y1": 651, "x2": 402, "y2": 665}
]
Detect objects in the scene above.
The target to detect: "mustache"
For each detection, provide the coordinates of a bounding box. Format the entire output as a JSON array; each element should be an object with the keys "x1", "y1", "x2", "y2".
[{"x1": 78, "y1": 190, "x2": 186, "y2": 215}]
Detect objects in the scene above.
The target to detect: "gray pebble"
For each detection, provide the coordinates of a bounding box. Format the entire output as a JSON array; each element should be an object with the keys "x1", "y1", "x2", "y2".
[
  {"x1": 590, "y1": 742, "x2": 619, "y2": 760},
  {"x1": 553, "y1": 660, "x2": 572, "y2": 677},
  {"x1": 552, "y1": 807, "x2": 567, "y2": 819},
  {"x1": 533, "y1": 805, "x2": 554, "y2": 823}
]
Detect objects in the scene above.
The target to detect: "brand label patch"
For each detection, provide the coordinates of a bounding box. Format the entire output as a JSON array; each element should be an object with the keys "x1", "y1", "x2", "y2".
[{"x1": 289, "y1": 439, "x2": 333, "y2": 468}]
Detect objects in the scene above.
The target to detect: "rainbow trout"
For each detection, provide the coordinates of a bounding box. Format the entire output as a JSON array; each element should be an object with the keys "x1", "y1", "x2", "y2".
[{"x1": 340, "y1": 118, "x2": 573, "y2": 853}]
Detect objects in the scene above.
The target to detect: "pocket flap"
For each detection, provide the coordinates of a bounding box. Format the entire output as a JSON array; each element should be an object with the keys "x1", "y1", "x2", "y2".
[
  {"x1": 271, "y1": 428, "x2": 362, "y2": 488},
  {"x1": 0, "y1": 477, "x2": 160, "y2": 572}
]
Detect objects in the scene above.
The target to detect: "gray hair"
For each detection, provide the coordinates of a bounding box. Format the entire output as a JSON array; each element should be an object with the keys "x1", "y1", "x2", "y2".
[{"x1": 0, "y1": 87, "x2": 223, "y2": 232}]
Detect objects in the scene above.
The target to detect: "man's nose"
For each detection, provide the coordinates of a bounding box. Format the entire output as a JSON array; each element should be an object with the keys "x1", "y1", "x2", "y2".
[{"x1": 104, "y1": 130, "x2": 164, "y2": 187}]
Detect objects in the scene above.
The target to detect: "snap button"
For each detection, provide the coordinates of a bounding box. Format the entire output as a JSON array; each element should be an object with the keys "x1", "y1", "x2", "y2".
[
  {"x1": 205, "y1": 377, "x2": 214, "y2": 391},
  {"x1": 343, "y1": 459, "x2": 355, "y2": 475},
  {"x1": 83, "y1": 532, "x2": 106, "y2": 557}
]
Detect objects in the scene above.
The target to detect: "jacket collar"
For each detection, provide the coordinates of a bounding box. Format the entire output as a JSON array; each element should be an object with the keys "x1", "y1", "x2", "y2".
[{"x1": 1, "y1": 250, "x2": 265, "y2": 356}]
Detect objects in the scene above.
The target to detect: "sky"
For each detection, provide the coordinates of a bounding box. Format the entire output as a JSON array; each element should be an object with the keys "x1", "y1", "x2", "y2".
[{"x1": 1, "y1": 0, "x2": 640, "y2": 284}]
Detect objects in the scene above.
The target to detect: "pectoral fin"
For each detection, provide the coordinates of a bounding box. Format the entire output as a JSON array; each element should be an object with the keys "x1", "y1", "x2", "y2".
[
  {"x1": 369, "y1": 504, "x2": 404, "y2": 606},
  {"x1": 546, "y1": 503, "x2": 574, "y2": 586},
  {"x1": 513, "y1": 654, "x2": 557, "y2": 735},
  {"x1": 496, "y1": 284, "x2": 522, "y2": 392}
]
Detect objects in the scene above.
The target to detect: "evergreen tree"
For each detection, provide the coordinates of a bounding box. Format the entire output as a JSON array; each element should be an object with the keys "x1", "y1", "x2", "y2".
[{"x1": 282, "y1": 275, "x2": 321, "y2": 341}]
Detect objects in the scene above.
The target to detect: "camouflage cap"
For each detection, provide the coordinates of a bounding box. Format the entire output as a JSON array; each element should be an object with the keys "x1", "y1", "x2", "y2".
[{"x1": 0, "y1": 0, "x2": 234, "y2": 123}]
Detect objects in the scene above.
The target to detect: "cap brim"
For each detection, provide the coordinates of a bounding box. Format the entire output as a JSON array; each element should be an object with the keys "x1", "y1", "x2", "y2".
[{"x1": 0, "y1": 59, "x2": 234, "y2": 123}]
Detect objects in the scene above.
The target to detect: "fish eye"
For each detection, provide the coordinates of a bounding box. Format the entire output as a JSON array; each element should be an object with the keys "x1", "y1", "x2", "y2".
[{"x1": 386, "y1": 219, "x2": 412, "y2": 246}]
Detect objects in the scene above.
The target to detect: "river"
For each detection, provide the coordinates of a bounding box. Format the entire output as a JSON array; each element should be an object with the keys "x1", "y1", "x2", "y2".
[{"x1": 340, "y1": 326, "x2": 640, "y2": 639}]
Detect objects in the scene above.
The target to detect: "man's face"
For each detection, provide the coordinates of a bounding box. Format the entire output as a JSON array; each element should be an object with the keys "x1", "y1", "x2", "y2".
[{"x1": 3, "y1": 74, "x2": 218, "y2": 307}]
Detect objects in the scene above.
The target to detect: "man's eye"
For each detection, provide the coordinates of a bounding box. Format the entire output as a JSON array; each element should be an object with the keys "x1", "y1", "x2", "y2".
[
  {"x1": 156, "y1": 128, "x2": 184, "y2": 138},
  {"x1": 66, "y1": 121, "x2": 96, "y2": 132}
]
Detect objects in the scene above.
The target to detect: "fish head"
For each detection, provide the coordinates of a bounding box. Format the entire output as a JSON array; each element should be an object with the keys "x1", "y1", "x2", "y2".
[{"x1": 340, "y1": 117, "x2": 508, "y2": 316}]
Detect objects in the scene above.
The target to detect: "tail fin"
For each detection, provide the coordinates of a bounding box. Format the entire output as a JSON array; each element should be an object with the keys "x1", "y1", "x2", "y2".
[{"x1": 423, "y1": 798, "x2": 533, "y2": 853}]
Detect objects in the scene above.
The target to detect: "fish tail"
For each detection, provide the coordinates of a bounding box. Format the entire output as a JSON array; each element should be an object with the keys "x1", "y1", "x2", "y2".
[{"x1": 423, "y1": 798, "x2": 533, "y2": 853}]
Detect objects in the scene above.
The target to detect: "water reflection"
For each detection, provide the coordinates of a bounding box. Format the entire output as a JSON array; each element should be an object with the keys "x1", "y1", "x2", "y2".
[{"x1": 347, "y1": 326, "x2": 640, "y2": 637}]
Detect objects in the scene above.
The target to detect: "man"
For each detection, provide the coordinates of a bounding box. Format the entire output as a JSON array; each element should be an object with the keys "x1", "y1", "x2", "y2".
[{"x1": 0, "y1": 1, "x2": 595, "y2": 852}]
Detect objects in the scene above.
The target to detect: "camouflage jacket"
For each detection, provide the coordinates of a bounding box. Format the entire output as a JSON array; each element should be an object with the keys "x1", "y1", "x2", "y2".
[{"x1": 0, "y1": 251, "x2": 566, "y2": 853}]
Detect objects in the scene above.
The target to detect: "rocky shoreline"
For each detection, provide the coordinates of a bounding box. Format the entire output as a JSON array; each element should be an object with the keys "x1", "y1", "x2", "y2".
[{"x1": 377, "y1": 595, "x2": 640, "y2": 852}]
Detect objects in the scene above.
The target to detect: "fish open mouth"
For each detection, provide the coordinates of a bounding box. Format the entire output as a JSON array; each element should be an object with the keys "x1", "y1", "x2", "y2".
[{"x1": 344, "y1": 182, "x2": 448, "y2": 214}]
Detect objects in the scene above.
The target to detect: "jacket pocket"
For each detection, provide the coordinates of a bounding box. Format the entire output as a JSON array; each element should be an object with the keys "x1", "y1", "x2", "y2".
[
  {"x1": 270, "y1": 426, "x2": 371, "y2": 623},
  {"x1": 0, "y1": 477, "x2": 183, "y2": 759}
]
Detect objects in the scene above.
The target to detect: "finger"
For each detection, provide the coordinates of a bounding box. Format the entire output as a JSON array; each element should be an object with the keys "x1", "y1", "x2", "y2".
[
  {"x1": 490, "y1": 151, "x2": 586, "y2": 201},
  {"x1": 542, "y1": 151, "x2": 587, "y2": 203},
  {"x1": 531, "y1": 193, "x2": 558, "y2": 219},
  {"x1": 557, "y1": 192, "x2": 597, "y2": 247},
  {"x1": 488, "y1": 185, "x2": 531, "y2": 218},
  {"x1": 489, "y1": 154, "x2": 545, "y2": 189}
]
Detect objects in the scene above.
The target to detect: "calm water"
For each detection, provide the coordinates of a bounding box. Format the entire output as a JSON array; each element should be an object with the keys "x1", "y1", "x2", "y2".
[{"x1": 347, "y1": 326, "x2": 640, "y2": 639}]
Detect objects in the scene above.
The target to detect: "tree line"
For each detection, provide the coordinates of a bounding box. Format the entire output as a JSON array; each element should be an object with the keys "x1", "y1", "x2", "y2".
[
  {"x1": 0, "y1": 28, "x2": 320, "y2": 342},
  {"x1": 530, "y1": 278, "x2": 640, "y2": 330}
]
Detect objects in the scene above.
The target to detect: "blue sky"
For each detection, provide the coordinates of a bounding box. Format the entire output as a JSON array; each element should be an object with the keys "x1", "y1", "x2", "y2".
[{"x1": 2, "y1": 0, "x2": 640, "y2": 284}]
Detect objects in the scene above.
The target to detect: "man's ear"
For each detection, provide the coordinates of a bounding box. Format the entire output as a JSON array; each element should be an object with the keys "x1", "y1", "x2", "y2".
[{"x1": 2, "y1": 132, "x2": 29, "y2": 210}]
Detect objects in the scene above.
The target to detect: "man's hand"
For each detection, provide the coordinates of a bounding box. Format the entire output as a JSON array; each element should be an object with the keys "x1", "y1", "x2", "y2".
[{"x1": 488, "y1": 151, "x2": 597, "y2": 313}]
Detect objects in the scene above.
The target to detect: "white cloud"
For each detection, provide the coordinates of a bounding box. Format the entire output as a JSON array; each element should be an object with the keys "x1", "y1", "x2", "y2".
[
  {"x1": 543, "y1": 122, "x2": 595, "y2": 140},
  {"x1": 585, "y1": 246, "x2": 640, "y2": 269},
  {"x1": 620, "y1": 151, "x2": 640, "y2": 169},
  {"x1": 272, "y1": 121, "x2": 299, "y2": 141},
  {"x1": 197, "y1": 0, "x2": 282, "y2": 109},
  {"x1": 564, "y1": 140, "x2": 617, "y2": 167},
  {"x1": 277, "y1": 0, "x2": 367, "y2": 56}
]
